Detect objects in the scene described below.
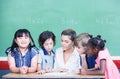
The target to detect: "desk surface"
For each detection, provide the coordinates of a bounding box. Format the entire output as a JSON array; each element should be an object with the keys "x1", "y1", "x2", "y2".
[{"x1": 2, "y1": 72, "x2": 105, "y2": 79}]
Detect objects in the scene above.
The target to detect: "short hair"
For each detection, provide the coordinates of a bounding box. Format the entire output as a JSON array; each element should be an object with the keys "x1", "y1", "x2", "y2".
[
  {"x1": 38, "y1": 31, "x2": 56, "y2": 48},
  {"x1": 61, "y1": 29, "x2": 76, "y2": 42},
  {"x1": 75, "y1": 33, "x2": 92, "y2": 47},
  {"x1": 87, "y1": 35, "x2": 106, "y2": 50}
]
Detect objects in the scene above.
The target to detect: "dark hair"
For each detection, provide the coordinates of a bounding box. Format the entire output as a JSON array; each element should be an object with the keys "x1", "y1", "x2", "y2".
[
  {"x1": 87, "y1": 35, "x2": 106, "y2": 50},
  {"x1": 6, "y1": 29, "x2": 35, "y2": 54},
  {"x1": 38, "y1": 31, "x2": 56, "y2": 48},
  {"x1": 61, "y1": 29, "x2": 76, "y2": 42}
]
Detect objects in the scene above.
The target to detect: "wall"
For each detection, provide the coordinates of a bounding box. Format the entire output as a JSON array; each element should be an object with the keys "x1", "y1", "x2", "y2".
[{"x1": 0, "y1": 0, "x2": 120, "y2": 56}]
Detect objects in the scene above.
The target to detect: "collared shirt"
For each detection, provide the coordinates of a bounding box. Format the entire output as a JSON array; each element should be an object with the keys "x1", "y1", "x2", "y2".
[
  {"x1": 54, "y1": 47, "x2": 81, "y2": 72},
  {"x1": 6, "y1": 47, "x2": 39, "y2": 67},
  {"x1": 38, "y1": 48, "x2": 55, "y2": 69}
]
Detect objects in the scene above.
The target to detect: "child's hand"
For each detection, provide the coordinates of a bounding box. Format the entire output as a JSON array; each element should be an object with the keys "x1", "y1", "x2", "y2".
[
  {"x1": 36, "y1": 70, "x2": 46, "y2": 75},
  {"x1": 19, "y1": 67, "x2": 25, "y2": 74},
  {"x1": 45, "y1": 66, "x2": 52, "y2": 73},
  {"x1": 73, "y1": 69, "x2": 81, "y2": 74},
  {"x1": 19, "y1": 66, "x2": 28, "y2": 74},
  {"x1": 81, "y1": 68, "x2": 87, "y2": 74}
]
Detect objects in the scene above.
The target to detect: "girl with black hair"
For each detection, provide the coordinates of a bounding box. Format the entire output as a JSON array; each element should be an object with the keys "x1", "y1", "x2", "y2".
[
  {"x1": 81, "y1": 35, "x2": 120, "y2": 79},
  {"x1": 6, "y1": 29, "x2": 39, "y2": 74},
  {"x1": 37, "y1": 31, "x2": 56, "y2": 74}
]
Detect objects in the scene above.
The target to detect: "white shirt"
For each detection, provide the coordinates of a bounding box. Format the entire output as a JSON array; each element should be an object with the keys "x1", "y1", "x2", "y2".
[{"x1": 54, "y1": 47, "x2": 81, "y2": 72}]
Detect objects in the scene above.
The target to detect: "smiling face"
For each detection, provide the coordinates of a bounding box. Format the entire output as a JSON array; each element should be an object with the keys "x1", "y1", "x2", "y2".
[
  {"x1": 15, "y1": 33, "x2": 31, "y2": 49},
  {"x1": 61, "y1": 35, "x2": 74, "y2": 51},
  {"x1": 43, "y1": 38, "x2": 54, "y2": 53}
]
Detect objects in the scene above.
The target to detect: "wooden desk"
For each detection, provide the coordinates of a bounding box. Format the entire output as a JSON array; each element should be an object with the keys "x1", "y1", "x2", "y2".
[{"x1": 2, "y1": 72, "x2": 105, "y2": 79}]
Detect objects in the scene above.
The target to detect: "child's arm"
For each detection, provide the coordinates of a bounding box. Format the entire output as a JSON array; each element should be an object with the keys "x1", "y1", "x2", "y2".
[
  {"x1": 37, "y1": 63, "x2": 41, "y2": 71},
  {"x1": 87, "y1": 64, "x2": 99, "y2": 70},
  {"x1": 36, "y1": 63, "x2": 46, "y2": 74},
  {"x1": 81, "y1": 59, "x2": 106, "y2": 75},
  {"x1": 28, "y1": 54, "x2": 38, "y2": 73},
  {"x1": 81, "y1": 54, "x2": 88, "y2": 69},
  {"x1": 8, "y1": 54, "x2": 20, "y2": 73}
]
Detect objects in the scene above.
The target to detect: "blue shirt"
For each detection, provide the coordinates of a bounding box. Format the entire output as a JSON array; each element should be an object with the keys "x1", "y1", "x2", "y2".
[
  {"x1": 80, "y1": 54, "x2": 96, "y2": 69},
  {"x1": 86, "y1": 54, "x2": 96, "y2": 69},
  {"x1": 6, "y1": 47, "x2": 39, "y2": 67}
]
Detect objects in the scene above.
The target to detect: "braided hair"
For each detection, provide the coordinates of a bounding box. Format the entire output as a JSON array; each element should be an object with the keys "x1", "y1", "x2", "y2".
[{"x1": 87, "y1": 35, "x2": 106, "y2": 50}]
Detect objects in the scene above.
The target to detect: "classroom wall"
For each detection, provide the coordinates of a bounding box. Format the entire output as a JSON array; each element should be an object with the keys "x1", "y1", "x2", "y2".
[{"x1": 0, "y1": 0, "x2": 120, "y2": 56}]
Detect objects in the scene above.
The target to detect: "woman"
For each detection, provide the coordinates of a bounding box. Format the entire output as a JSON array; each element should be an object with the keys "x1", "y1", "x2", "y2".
[{"x1": 54, "y1": 29, "x2": 81, "y2": 73}]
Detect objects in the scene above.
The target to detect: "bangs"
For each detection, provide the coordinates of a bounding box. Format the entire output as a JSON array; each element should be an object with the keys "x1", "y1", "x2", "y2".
[{"x1": 15, "y1": 31, "x2": 30, "y2": 38}]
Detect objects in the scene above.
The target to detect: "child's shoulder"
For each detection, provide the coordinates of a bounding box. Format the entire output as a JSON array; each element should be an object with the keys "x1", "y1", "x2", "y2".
[
  {"x1": 99, "y1": 48, "x2": 110, "y2": 56},
  {"x1": 30, "y1": 47, "x2": 39, "y2": 54},
  {"x1": 38, "y1": 48, "x2": 44, "y2": 55},
  {"x1": 5, "y1": 47, "x2": 11, "y2": 54}
]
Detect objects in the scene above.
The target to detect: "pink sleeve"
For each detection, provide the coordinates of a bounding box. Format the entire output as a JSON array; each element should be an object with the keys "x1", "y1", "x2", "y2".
[{"x1": 98, "y1": 48, "x2": 110, "y2": 60}]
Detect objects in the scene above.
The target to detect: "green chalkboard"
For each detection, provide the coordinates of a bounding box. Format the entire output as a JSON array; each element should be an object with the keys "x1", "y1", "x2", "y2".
[{"x1": 0, "y1": 0, "x2": 120, "y2": 56}]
